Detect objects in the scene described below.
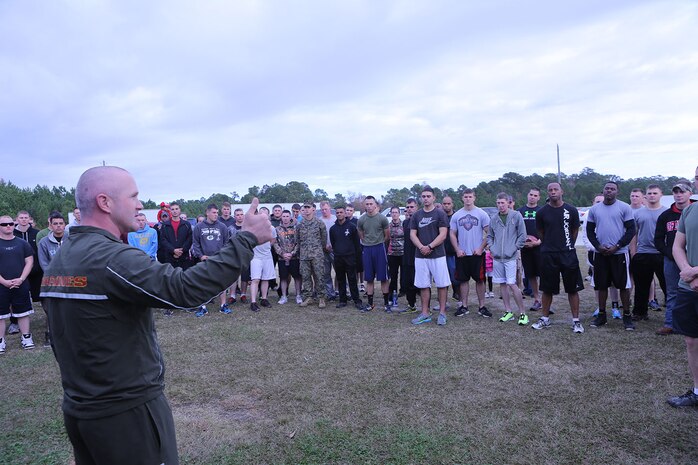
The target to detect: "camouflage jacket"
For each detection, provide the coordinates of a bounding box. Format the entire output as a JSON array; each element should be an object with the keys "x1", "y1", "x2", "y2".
[
  {"x1": 297, "y1": 216, "x2": 327, "y2": 260},
  {"x1": 273, "y1": 224, "x2": 299, "y2": 259}
]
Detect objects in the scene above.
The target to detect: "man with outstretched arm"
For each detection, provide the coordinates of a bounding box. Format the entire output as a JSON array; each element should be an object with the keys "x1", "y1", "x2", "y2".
[{"x1": 40, "y1": 166, "x2": 272, "y2": 465}]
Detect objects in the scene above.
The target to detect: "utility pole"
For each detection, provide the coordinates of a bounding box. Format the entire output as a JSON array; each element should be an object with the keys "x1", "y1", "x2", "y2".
[{"x1": 556, "y1": 144, "x2": 561, "y2": 185}]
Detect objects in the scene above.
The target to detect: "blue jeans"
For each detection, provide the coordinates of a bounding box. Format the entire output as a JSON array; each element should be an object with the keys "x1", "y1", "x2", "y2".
[
  {"x1": 446, "y1": 255, "x2": 460, "y2": 289},
  {"x1": 664, "y1": 258, "x2": 680, "y2": 328}
]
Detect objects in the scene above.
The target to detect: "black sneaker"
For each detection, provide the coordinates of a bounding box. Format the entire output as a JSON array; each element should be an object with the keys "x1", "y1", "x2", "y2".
[
  {"x1": 250, "y1": 302, "x2": 260, "y2": 312},
  {"x1": 667, "y1": 390, "x2": 698, "y2": 407},
  {"x1": 622, "y1": 314, "x2": 635, "y2": 331},
  {"x1": 336, "y1": 302, "x2": 347, "y2": 308},
  {"x1": 260, "y1": 299, "x2": 272, "y2": 308},
  {"x1": 478, "y1": 306, "x2": 492, "y2": 318},
  {"x1": 591, "y1": 313, "x2": 607, "y2": 327},
  {"x1": 354, "y1": 301, "x2": 364, "y2": 310},
  {"x1": 454, "y1": 306, "x2": 469, "y2": 317}
]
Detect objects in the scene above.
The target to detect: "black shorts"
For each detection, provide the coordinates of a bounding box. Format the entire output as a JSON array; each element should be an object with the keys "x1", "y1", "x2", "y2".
[
  {"x1": 63, "y1": 393, "x2": 178, "y2": 465},
  {"x1": 0, "y1": 281, "x2": 34, "y2": 318},
  {"x1": 521, "y1": 247, "x2": 541, "y2": 279},
  {"x1": 278, "y1": 258, "x2": 301, "y2": 280},
  {"x1": 455, "y1": 255, "x2": 485, "y2": 283},
  {"x1": 673, "y1": 287, "x2": 698, "y2": 338},
  {"x1": 592, "y1": 252, "x2": 631, "y2": 290},
  {"x1": 539, "y1": 252, "x2": 584, "y2": 295}
]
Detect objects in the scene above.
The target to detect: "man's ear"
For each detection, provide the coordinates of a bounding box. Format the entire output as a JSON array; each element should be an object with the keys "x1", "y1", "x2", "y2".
[{"x1": 95, "y1": 193, "x2": 111, "y2": 214}]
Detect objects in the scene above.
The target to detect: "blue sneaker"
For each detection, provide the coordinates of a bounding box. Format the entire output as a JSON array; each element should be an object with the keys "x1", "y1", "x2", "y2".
[
  {"x1": 612, "y1": 308, "x2": 622, "y2": 319},
  {"x1": 412, "y1": 314, "x2": 432, "y2": 325},
  {"x1": 437, "y1": 314, "x2": 447, "y2": 326},
  {"x1": 219, "y1": 304, "x2": 232, "y2": 314},
  {"x1": 195, "y1": 305, "x2": 208, "y2": 317}
]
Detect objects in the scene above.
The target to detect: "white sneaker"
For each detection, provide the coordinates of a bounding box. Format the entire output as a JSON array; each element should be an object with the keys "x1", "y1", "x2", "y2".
[
  {"x1": 21, "y1": 334, "x2": 35, "y2": 350},
  {"x1": 8, "y1": 323, "x2": 20, "y2": 334},
  {"x1": 573, "y1": 321, "x2": 585, "y2": 333},
  {"x1": 531, "y1": 317, "x2": 551, "y2": 330},
  {"x1": 295, "y1": 295, "x2": 303, "y2": 304},
  {"x1": 279, "y1": 296, "x2": 288, "y2": 305},
  {"x1": 0, "y1": 337, "x2": 6, "y2": 354}
]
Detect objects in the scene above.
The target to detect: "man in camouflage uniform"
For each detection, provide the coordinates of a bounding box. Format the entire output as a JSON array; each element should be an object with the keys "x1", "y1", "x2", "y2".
[{"x1": 297, "y1": 202, "x2": 328, "y2": 308}]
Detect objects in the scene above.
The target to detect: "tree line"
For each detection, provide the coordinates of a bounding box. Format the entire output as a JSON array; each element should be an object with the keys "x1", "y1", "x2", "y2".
[{"x1": 0, "y1": 167, "x2": 686, "y2": 225}]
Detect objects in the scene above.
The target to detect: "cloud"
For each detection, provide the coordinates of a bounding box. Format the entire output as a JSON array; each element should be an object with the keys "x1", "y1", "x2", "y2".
[{"x1": 1, "y1": 0, "x2": 696, "y2": 202}]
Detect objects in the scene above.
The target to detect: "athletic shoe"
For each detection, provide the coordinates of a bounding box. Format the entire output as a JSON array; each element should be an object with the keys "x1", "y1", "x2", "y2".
[
  {"x1": 278, "y1": 296, "x2": 288, "y2": 305},
  {"x1": 260, "y1": 299, "x2": 272, "y2": 308},
  {"x1": 478, "y1": 306, "x2": 492, "y2": 318},
  {"x1": 163, "y1": 309, "x2": 173, "y2": 317},
  {"x1": 649, "y1": 299, "x2": 661, "y2": 311},
  {"x1": 296, "y1": 295, "x2": 303, "y2": 304},
  {"x1": 612, "y1": 308, "x2": 622, "y2": 319},
  {"x1": 622, "y1": 314, "x2": 635, "y2": 331},
  {"x1": 573, "y1": 321, "x2": 585, "y2": 333},
  {"x1": 532, "y1": 317, "x2": 551, "y2": 330},
  {"x1": 632, "y1": 313, "x2": 648, "y2": 321},
  {"x1": 437, "y1": 314, "x2": 447, "y2": 326},
  {"x1": 240, "y1": 295, "x2": 248, "y2": 304},
  {"x1": 354, "y1": 301, "x2": 364, "y2": 310},
  {"x1": 318, "y1": 298, "x2": 326, "y2": 308},
  {"x1": 299, "y1": 297, "x2": 314, "y2": 307},
  {"x1": 21, "y1": 334, "x2": 35, "y2": 350},
  {"x1": 227, "y1": 296, "x2": 237, "y2": 305},
  {"x1": 250, "y1": 302, "x2": 260, "y2": 312},
  {"x1": 412, "y1": 314, "x2": 432, "y2": 325},
  {"x1": 195, "y1": 305, "x2": 208, "y2": 317},
  {"x1": 518, "y1": 313, "x2": 529, "y2": 325},
  {"x1": 548, "y1": 307, "x2": 555, "y2": 315},
  {"x1": 656, "y1": 326, "x2": 673, "y2": 335},
  {"x1": 590, "y1": 314, "x2": 607, "y2": 327},
  {"x1": 384, "y1": 305, "x2": 393, "y2": 313},
  {"x1": 0, "y1": 338, "x2": 5, "y2": 354},
  {"x1": 336, "y1": 302, "x2": 347, "y2": 308},
  {"x1": 8, "y1": 323, "x2": 20, "y2": 334},
  {"x1": 592, "y1": 308, "x2": 600, "y2": 317},
  {"x1": 530, "y1": 301, "x2": 542, "y2": 311},
  {"x1": 360, "y1": 304, "x2": 373, "y2": 313},
  {"x1": 667, "y1": 390, "x2": 698, "y2": 407},
  {"x1": 400, "y1": 305, "x2": 418, "y2": 314},
  {"x1": 499, "y1": 312, "x2": 515, "y2": 322},
  {"x1": 454, "y1": 306, "x2": 469, "y2": 317},
  {"x1": 360, "y1": 283, "x2": 366, "y2": 294},
  {"x1": 219, "y1": 304, "x2": 232, "y2": 314},
  {"x1": 432, "y1": 303, "x2": 448, "y2": 311}
]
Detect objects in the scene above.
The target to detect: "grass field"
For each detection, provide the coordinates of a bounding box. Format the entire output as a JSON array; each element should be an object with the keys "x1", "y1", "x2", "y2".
[{"x1": 2, "y1": 251, "x2": 697, "y2": 464}]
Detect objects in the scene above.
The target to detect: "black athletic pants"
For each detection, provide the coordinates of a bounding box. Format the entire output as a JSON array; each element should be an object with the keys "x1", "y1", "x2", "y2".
[
  {"x1": 63, "y1": 393, "x2": 178, "y2": 465},
  {"x1": 631, "y1": 253, "x2": 666, "y2": 317}
]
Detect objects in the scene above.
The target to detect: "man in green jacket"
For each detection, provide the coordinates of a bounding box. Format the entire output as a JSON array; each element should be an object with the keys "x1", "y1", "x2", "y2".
[{"x1": 41, "y1": 166, "x2": 272, "y2": 465}]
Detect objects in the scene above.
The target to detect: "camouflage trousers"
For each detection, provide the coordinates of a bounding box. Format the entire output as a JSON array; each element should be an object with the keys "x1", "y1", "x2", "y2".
[{"x1": 300, "y1": 257, "x2": 326, "y2": 300}]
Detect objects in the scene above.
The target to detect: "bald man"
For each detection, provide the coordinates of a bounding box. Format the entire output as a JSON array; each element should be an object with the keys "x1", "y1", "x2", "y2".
[{"x1": 41, "y1": 166, "x2": 272, "y2": 465}]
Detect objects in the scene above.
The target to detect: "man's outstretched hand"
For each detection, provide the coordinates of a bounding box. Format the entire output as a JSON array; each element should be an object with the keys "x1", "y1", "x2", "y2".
[{"x1": 242, "y1": 198, "x2": 273, "y2": 244}]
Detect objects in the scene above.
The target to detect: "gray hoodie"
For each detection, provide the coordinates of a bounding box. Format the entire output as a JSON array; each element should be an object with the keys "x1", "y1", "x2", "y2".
[
  {"x1": 487, "y1": 209, "x2": 526, "y2": 262},
  {"x1": 38, "y1": 232, "x2": 65, "y2": 271}
]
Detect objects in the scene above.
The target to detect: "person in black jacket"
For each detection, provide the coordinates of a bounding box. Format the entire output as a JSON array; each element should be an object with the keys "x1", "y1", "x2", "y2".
[
  {"x1": 654, "y1": 181, "x2": 695, "y2": 335},
  {"x1": 157, "y1": 202, "x2": 193, "y2": 270},
  {"x1": 41, "y1": 166, "x2": 272, "y2": 465},
  {"x1": 329, "y1": 206, "x2": 363, "y2": 309}
]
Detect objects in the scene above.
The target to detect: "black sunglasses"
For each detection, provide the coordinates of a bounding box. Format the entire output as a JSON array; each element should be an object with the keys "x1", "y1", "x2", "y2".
[{"x1": 0, "y1": 222, "x2": 15, "y2": 227}]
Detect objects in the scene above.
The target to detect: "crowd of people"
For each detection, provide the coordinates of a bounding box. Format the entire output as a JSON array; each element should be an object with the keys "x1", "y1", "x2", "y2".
[{"x1": 2, "y1": 165, "x2": 698, "y2": 464}]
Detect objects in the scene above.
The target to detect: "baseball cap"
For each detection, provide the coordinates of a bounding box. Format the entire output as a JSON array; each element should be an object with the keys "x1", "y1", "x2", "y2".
[
  {"x1": 302, "y1": 201, "x2": 315, "y2": 208},
  {"x1": 673, "y1": 181, "x2": 693, "y2": 193}
]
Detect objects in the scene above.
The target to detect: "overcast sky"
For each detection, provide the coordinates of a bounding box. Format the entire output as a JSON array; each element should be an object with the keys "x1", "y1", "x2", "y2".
[{"x1": 1, "y1": 0, "x2": 697, "y2": 202}]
